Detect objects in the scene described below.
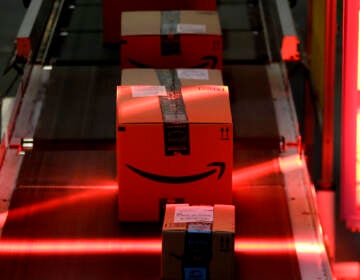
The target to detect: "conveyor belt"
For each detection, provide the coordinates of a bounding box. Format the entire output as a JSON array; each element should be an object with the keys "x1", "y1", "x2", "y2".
[
  {"x1": 47, "y1": 1, "x2": 118, "y2": 65},
  {"x1": 47, "y1": 1, "x2": 268, "y2": 65},
  {"x1": 0, "y1": 186, "x2": 299, "y2": 279},
  {"x1": 17, "y1": 150, "x2": 116, "y2": 186},
  {"x1": 32, "y1": 66, "x2": 119, "y2": 140},
  {"x1": 66, "y1": 3, "x2": 102, "y2": 32},
  {"x1": 223, "y1": 65, "x2": 280, "y2": 142},
  {"x1": 218, "y1": 3, "x2": 261, "y2": 31},
  {"x1": 3, "y1": 63, "x2": 295, "y2": 279},
  {"x1": 0, "y1": 0, "x2": 322, "y2": 279},
  {"x1": 219, "y1": 3, "x2": 268, "y2": 63},
  {"x1": 16, "y1": 65, "x2": 282, "y2": 185},
  {"x1": 20, "y1": 65, "x2": 279, "y2": 146}
]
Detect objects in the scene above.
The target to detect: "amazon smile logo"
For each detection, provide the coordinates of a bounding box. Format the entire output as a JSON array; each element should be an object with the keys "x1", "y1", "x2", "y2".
[
  {"x1": 127, "y1": 56, "x2": 218, "y2": 69},
  {"x1": 125, "y1": 162, "x2": 225, "y2": 184}
]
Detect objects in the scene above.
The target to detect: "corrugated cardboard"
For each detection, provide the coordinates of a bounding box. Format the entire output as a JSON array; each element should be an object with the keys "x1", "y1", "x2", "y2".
[
  {"x1": 116, "y1": 85, "x2": 233, "y2": 221},
  {"x1": 120, "y1": 11, "x2": 222, "y2": 69},
  {"x1": 121, "y1": 11, "x2": 221, "y2": 36},
  {"x1": 121, "y1": 69, "x2": 224, "y2": 86},
  {"x1": 162, "y1": 204, "x2": 235, "y2": 280},
  {"x1": 102, "y1": 0, "x2": 217, "y2": 43}
]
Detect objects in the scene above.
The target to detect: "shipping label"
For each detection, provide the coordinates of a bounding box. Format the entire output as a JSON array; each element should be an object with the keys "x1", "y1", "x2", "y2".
[
  {"x1": 176, "y1": 69, "x2": 209, "y2": 80},
  {"x1": 174, "y1": 206, "x2": 214, "y2": 223},
  {"x1": 177, "y1": 24, "x2": 206, "y2": 34},
  {"x1": 131, "y1": 86, "x2": 167, "y2": 97}
]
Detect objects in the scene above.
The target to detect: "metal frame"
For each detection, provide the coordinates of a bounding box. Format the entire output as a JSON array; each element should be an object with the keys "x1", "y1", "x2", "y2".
[
  {"x1": 341, "y1": 0, "x2": 360, "y2": 229},
  {"x1": 16, "y1": 0, "x2": 55, "y2": 60},
  {"x1": 319, "y1": 0, "x2": 337, "y2": 190},
  {"x1": 268, "y1": 63, "x2": 333, "y2": 279}
]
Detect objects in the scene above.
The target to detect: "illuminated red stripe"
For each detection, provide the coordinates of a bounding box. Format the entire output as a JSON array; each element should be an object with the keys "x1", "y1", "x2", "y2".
[
  {"x1": 0, "y1": 239, "x2": 161, "y2": 255},
  {"x1": 232, "y1": 154, "x2": 302, "y2": 185},
  {"x1": 0, "y1": 238, "x2": 323, "y2": 255},
  {"x1": 5, "y1": 156, "x2": 303, "y2": 221},
  {"x1": 6, "y1": 189, "x2": 117, "y2": 220},
  {"x1": 236, "y1": 238, "x2": 324, "y2": 255}
]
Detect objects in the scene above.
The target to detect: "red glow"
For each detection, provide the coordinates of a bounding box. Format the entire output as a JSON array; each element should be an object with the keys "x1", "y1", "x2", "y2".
[
  {"x1": 0, "y1": 238, "x2": 323, "y2": 256},
  {"x1": 279, "y1": 154, "x2": 303, "y2": 172},
  {"x1": 236, "y1": 238, "x2": 293, "y2": 254},
  {"x1": 281, "y1": 36, "x2": 300, "y2": 61},
  {"x1": 232, "y1": 159, "x2": 278, "y2": 185},
  {"x1": 357, "y1": 111, "x2": 360, "y2": 207},
  {"x1": 355, "y1": 11, "x2": 360, "y2": 209},
  {"x1": 182, "y1": 85, "x2": 228, "y2": 99},
  {"x1": 119, "y1": 97, "x2": 160, "y2": 118},
  {"x1": 358, "y1": 10, "x2": 360, "y2": 91},
  {"x1": 236, "y1": 238, "x2": 323, "y2": 255},
  {"x1": 7, "y1": 188, "x2": 117, "y2": 220},
  {"x1": 232, "y1": 154, "x2": 302, "y2": 185},
  {"x1": 0, "y1": 238, "x2": 161, "y2": 255},
  {"x1": 333, "y1": 262, "x2": 360, "y2": 279},
  {"x1": 341, "y1": 0, "x2": 360, "y2": 229}
]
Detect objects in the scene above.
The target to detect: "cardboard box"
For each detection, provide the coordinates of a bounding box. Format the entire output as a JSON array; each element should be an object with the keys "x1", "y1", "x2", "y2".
[
  {"x1": 162, "y1": 204, "x2": 235, "y2": 280},
  {"x1": 121, "y1": 69, "x2": 224, "y2": 86},
  {"x1": 120, "y1": 11, "x2": 222, "y2": 69},
  {"x1": 102, "y1": 0, "x2": 217, "y2": 43},
  {"x1": 116, "y1": 85, "x2": 233, "y2": 221}
]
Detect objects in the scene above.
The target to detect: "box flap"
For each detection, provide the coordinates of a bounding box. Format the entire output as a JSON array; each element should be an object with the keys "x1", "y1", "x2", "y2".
[
  {"x1": 182, "y1": 85, "x2": 232, "y2": 124},
  {"x1": 117, "y1": 85, "x2": 232, "y2": 124},
  {"x1": 213, "y1": 204, "x2": 235, "y2": 233},
  {"x1": 121, "y1": 69, "x2": 223, "y2": 86},
  {"x1": 121, "y1": 69, "x2": 160, "y2": 85},
  {"x1": 117, "y1": 86, "x2": 163, "y2": 124},
  {"x1": 180, "y1": 11, "x2": 221, "y2": 35},
  {"x1": 121, "y1": 11, "x2": 221, "y2": 36},
  {"x1": 121, "y1": 11, "x2": 161, "y2": 36}
]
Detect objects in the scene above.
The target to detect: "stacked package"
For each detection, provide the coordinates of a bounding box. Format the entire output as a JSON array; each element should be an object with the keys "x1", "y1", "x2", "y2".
[
  {"x1": 120, "y1": 11, "x2": 222, "y2": 69},
  {"x1": 115, "y1": 1, "x2": 235, "y2": 278},
  {"x1": 102, "y1": 0, "x2": 216, "y2": 43}
]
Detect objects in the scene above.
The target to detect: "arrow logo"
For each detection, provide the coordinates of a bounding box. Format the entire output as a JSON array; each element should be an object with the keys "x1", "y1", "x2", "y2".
[
  {"x1": 127, "y1": 56, "x2": 218, "y2": 69},
  {"x1": 125, "y1": 162, "x2": 225, "y2": 184},
  {"x1": 127, "y1": 58, "x2": 152, "y2": 68},
  {"x1": 191, "y1": 56, "x2": 218, "y2": 69}
]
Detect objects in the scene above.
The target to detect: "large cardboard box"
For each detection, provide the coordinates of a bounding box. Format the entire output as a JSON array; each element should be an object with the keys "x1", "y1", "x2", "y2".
[
  {"x1": 121, "y1": 68, "x2": 224, "y2": 86},
  {"x1": 120, "y1": 11, "x2": 222, "y2": 69},
  {"x1": 102, "y1": 0, "x2": 217, "y2": 43},
  {"x1": 162, "y1": 204, "x2": 235, "y2": 280},
  {"x1": 116, "y1": 85, "x2": 232, "y2": 221}
]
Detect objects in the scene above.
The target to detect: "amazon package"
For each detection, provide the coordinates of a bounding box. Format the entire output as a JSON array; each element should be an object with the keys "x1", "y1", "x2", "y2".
[
  {"x1": 162, "y1": 204, "x2": 235, "y2": 280},
  {"x1": 102, "y1": 0, "x2": 216, "y2": 43},
  {"x1": 121, "y1": 68, "x2": 224, "y2": 86},
  {"x1": 116, "y1": 85, "x2": 232, "y2": 221},
  {"x1": 120, "y1": 11, "x2": 222, "y2": 69}
]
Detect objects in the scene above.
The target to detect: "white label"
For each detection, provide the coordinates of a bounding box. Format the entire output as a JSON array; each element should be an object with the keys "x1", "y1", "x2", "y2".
[
  {"x1": 131, "y1": 86, "x2": 167, "y2": 98},
  {"x1": 176, "y1": 24, "x2": 206, "y2": 34},
  {"x1": 176, "y1": 69, "x2": 209, "y2": 80},
  {"x1": 174, "y1": 206, "x2": 214, "y2": 223}
]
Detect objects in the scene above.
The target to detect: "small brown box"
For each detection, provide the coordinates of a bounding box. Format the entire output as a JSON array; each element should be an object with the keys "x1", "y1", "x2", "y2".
[{"x1": 162, "y1": 204, "x2": 235, "y2": 280}]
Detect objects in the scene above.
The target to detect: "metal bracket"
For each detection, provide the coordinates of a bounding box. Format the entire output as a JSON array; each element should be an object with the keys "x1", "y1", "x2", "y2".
[{"x1": 279, "y1": 135, "x2": 302, "y2": 155}]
